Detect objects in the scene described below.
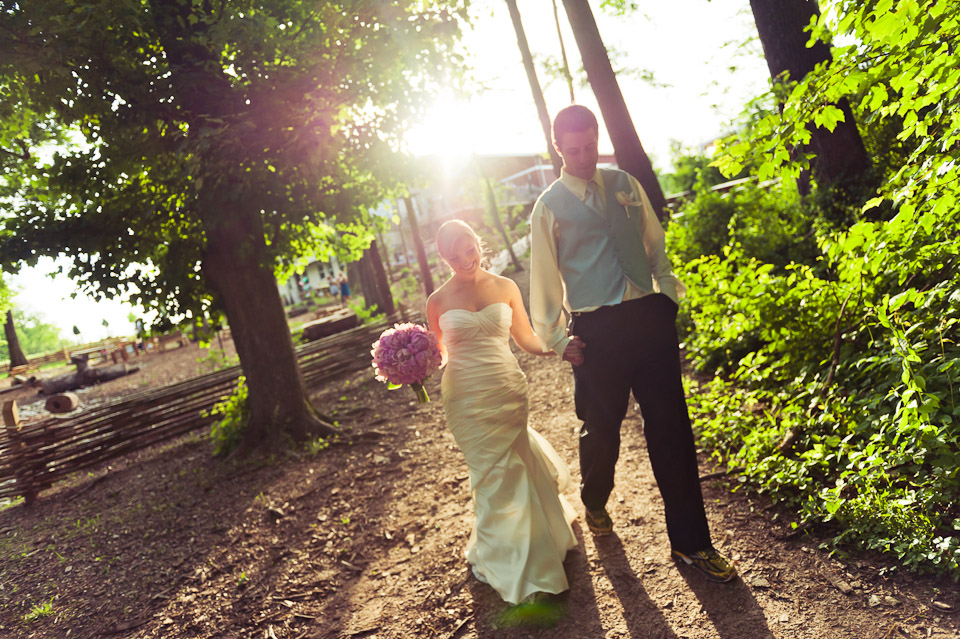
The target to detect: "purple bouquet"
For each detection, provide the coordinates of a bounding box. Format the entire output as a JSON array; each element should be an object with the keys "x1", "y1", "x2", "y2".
[{"x1": 371, "y1": 323, "x2": 442, "y2": 403}]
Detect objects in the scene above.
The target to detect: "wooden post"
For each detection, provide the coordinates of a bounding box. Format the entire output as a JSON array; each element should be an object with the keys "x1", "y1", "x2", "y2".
[{"x1": 2, "y1": 400, "x2": 35, "y2": 505}]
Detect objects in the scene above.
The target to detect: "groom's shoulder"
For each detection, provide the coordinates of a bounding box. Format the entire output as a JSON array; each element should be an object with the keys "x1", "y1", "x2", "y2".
[
  {"x1": 531, "y1": 178, "x2": 565, "y2": 217},
  {"x1": 539, "y1": 177, "x2": 565, "y2": 197},
  {"x1": 535, "y1": 178, "x2": 567, "y2": 203},
  {"x1": 600, "y1": 167, "x2": 631, "y2": 184}
]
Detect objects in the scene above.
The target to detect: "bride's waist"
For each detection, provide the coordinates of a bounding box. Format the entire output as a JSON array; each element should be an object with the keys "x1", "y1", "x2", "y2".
[{"x1": 441, "y1": 355, "x2": 524, "y2": 379}]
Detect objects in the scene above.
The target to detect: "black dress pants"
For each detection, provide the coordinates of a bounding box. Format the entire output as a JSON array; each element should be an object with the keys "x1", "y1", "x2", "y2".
[{"x1": 571, "y1": 293, "x2": 712, "y2": 553}]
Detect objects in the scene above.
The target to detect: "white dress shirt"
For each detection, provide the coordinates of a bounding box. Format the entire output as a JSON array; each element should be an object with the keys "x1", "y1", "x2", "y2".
[{"x1": 530, "y1": 168, "x2": 687, "y2": 356}]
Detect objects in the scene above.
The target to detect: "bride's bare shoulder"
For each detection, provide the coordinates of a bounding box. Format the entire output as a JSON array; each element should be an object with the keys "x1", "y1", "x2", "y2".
[
  {"x1": 427, "y1": 279, "x2": 455, "y2": 311},
  {"x1": 490, "y1": 273, "x2": 521, "y2": 295}
]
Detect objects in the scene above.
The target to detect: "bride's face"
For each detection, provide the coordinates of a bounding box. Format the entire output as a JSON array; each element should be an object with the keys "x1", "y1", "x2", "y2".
[{"x1": 446, "y1": 236, "x2": 481, "y2": 276}]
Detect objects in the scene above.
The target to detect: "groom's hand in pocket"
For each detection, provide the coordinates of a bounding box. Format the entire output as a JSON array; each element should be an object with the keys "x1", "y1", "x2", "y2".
[{"x1": 563, "y1": 336, "x2": 586, "y2": 367}]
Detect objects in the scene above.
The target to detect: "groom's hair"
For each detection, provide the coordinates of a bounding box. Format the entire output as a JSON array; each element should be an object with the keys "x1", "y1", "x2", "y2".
[{"x1": 553, "y1": 105, "x2": 598, "y2": 147}]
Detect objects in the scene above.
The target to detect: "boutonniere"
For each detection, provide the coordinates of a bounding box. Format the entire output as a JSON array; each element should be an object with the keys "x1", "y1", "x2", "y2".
[{"x1": 615, "y1": 191, "x2": 643, "y2": 218}]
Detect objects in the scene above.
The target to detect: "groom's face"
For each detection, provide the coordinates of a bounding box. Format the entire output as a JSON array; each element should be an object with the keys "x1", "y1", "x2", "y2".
[{"x1": 556, "y1": 128, "x2": 599, "y2": 181}]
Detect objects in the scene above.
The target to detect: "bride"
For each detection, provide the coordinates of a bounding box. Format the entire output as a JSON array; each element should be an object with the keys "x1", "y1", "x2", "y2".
[{"x1": 426, "y1": 219, "x2": 579, "y2": 605}]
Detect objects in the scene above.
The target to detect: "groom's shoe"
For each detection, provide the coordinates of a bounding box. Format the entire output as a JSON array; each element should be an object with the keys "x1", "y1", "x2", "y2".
[
  {"x1": 671, "y1": 548, "x2": 737, "y2": 583},
  {"x1": 585, "y1": 508, "x2": 613, "y2": 536}
]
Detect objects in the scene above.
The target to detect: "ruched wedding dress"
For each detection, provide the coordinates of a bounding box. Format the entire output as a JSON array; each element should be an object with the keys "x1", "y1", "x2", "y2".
[{"x1": 439, "y1": 301, "x2": 577, "y2": 604}]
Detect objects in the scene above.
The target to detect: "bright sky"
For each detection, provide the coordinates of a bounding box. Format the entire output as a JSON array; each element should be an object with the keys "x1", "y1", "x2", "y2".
[{"x1": 10, "y1": 0, "x2": 770, "y2": 345}]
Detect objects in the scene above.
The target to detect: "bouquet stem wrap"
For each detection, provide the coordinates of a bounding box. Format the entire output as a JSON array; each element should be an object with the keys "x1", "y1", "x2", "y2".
[{"x1": 411, "y1": 382, "x2": 429, "y2": 404}]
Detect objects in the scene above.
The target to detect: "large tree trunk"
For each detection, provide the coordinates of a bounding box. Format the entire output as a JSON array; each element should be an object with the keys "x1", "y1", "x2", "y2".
[
  {"x1": 4, "y1": 310, "x2": 28, "y2": 368},
  {"x1": 749, "y1": 0, "x2": 870, "y2": 187},
  {"x1": 561, "y1": 0, "x2": 668, "y2": 219},
  {"x1": 151, "y1": 0, "x2": 334, "y2": 450},
  {"x1": 505, "y1": 0, "x2": 562, "y2": 177},
  {"x1": 404, "y1": 196, "x2": 435, "y2": 297},
  {"x1": 201, "y1": 203, "x2": 335, "y2": 449}
]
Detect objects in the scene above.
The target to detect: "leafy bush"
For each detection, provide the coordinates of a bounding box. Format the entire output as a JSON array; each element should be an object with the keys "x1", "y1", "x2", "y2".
[
  {"x1": 672, "y1": 0, "x2": 960, "y2": 577},
  {"x1": 205, "y1": 376, "x2": 250, "y2": 456},
  {"x1": 668, "y1": 181, "x2": 819, "y2": 269},
  {"x1": 347, "y1": 300, "x2": 385, "y2": 325}
]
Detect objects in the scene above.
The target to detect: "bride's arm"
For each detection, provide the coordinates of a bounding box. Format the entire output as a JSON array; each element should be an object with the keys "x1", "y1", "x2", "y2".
[
  {"x1": 425, "y1": 293, "x2": 448, "y2": 367},
  {"x1": 506, "y1": 280, "x2": 555, "y2": 356}
]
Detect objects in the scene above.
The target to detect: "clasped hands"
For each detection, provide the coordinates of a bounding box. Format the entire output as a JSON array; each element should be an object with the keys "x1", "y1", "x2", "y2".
[{"x1": 562, "y1": 336, "x2": 586, "y2": 367}]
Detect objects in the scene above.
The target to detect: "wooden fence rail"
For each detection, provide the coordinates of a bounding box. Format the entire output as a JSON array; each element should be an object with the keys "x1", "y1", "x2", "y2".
[{"x1": 0, "y1": 312, "x2": 420, "y2": 504}]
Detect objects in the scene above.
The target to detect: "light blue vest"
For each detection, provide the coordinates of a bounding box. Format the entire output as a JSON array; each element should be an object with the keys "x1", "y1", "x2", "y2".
[{"x1": 539, "y1": 169, "x2": 653, "y2": 309}]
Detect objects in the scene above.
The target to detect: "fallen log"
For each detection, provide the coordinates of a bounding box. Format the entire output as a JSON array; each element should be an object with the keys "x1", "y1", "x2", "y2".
[
  {"x1": 40, "y1": 354, "x2": 140, "y2": 395},
  {"x1": 301, "y1": 309, "x2": 359, "y2": 342}
]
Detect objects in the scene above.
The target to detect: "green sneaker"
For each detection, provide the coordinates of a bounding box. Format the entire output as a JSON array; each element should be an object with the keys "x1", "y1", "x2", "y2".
[
  {"x1": 671, "y1": 548, "x2": 737, "y2": 583},
  {"x1": 585, "y1": 508, "x2": 613, "y2": 536}
]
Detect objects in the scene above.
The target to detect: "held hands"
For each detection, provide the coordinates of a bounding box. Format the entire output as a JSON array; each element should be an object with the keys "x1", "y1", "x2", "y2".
[{"x1": 562, "y1": 336, "x2": 586, "y2": 367}]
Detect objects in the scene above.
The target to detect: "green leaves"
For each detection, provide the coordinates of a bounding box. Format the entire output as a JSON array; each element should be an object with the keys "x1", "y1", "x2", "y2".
[
  {"x1": 812, "y1": 104, "x2": 844, "y2": 132},
  {"x1": 0, "y1": 0, "x2": 467, "y2": 330},
  {"x1": 670, "y1": 2, "x2": 960, "y2": 569}
]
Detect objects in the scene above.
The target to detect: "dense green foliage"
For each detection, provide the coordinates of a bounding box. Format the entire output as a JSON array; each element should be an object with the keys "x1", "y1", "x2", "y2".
[
  {"x1": 0, "y1": 0, "x2": 465, "y2": 325},
  {"x1": 669, "y1": 0, "x2": 960, "y2": 577}
]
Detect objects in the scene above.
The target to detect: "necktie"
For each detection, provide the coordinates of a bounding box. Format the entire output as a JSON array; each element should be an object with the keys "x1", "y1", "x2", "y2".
[{"x1": 585, "y1": 182, "x2": 603, "y2": 215}]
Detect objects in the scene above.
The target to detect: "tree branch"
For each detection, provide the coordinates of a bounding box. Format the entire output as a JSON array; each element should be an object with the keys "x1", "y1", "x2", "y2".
[{"x1": 0, "y1": 139, "x2": 30, "y2": 161}]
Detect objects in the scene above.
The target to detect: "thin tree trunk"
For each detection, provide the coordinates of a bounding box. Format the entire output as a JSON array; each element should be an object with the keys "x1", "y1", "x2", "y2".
[
  {"x1": 551, "y1": 0, "x2": 576, "y2": 104},
  {"x1": 749, "y1": 0, "x2": 870, "y2": 188},
  {"x1": 356, "y1": 252, "x2": 380, "y2": 310},
  {"x1": 561, "y1": 0, "x2": 668, "y2": 219},
  {"x1": 475, "y1": 157, "x2": 522, "y2": 272},
  {"x1": 376, "y1": 226, "x2": 394, "y2": 283},
  {"x1": 505, "y1": 0, "x2": 563, "y2": 178},
  {"x1": 4, "y1": 310, "x2": 28, "y2": 368},
  {"x1": 367, "y1": 239, "x2": 395, "y2": 315},
  {"x1": 485, "y1": 178, "x2": 522, "y2": 272},
  {"x1": 404, "y1": 196, "x2": 435, "y2": 297},
  {"x1": 394, "y1": 201, "x2": 413, "y2": 270}
]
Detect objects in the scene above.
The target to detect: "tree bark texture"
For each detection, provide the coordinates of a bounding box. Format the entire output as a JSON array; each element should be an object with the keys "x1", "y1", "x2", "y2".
[
  {"x1": 355, "y1": 252, "x2": 379, "y2": 310},
  {"x1": 404, "y1": 196, "x2": 435, "y2": 297},
  {"x1": 749, "y1": 0, "x2": 870, "y2": 186},
  {"x1": 151, "y1": 0, "x2": 334, "y2": 448},
  {"x1": 376, "y1": 227, "x2": 394, "y2": 282},
  {"x1": 561, "y1": 0, "x2": 668, "y2": 219},
  {"x1": 200, "y1": 202, "x2": 335, "y2": 446},
  {"x1": 367, "y1": 238, "x2": 396, "y2": 315},
  {"x1": 505, "y1": 0, "x2": 563, "y2": 178},
  {"x1": 4, "y1": 310, "x2": 28, "y2": 368}
]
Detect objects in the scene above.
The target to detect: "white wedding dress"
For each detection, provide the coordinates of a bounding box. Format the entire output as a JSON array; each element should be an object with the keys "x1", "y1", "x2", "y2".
[{"x1": 439, "y1": 302, "x2": 577, "y2": 604}]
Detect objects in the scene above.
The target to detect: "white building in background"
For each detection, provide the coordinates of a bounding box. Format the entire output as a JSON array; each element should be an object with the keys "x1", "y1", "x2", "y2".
[{"x1": 278, "y1": 256, "x2": 345, "y2": 307}]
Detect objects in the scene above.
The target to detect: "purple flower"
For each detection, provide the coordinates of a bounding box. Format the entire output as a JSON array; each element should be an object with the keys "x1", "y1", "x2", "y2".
[{"x1": 371, "y1": 323, "x2": 441, "y2": 388}]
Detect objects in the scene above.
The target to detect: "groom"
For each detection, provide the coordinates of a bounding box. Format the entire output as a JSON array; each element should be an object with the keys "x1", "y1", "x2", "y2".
[{"x1": 529, "y1": 105, "x2": 736, "y2": 583}]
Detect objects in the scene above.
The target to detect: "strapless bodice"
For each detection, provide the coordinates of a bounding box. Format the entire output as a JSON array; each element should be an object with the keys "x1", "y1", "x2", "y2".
[{"x1": 439, "y1": 302, "x2": 518, "y2": 377}]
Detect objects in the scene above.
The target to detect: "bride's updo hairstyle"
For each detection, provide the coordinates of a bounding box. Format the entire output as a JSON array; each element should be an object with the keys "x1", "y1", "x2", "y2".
[{"x1": 435, "y1": 219, "x2": 487, "y2": 267}]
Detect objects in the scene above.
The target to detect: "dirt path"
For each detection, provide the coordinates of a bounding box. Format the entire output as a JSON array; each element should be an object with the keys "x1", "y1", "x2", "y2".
[{"x1": 1, "y1": 289, "x2": 958, "y2": 638}]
